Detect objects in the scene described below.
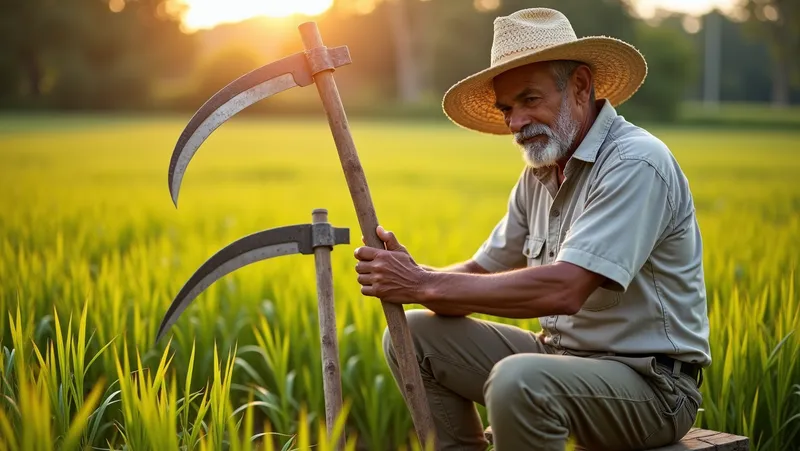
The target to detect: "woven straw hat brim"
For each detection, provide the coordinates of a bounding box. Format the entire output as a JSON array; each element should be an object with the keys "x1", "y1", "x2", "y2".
[{"x1": 442, "y1": 36, "x2": 647, "y2": 135}]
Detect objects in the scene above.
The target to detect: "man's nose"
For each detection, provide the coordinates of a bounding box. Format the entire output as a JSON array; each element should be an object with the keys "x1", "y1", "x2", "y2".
[{"x1": 508, "y1": 113, "x2": 530, "y2": 134}]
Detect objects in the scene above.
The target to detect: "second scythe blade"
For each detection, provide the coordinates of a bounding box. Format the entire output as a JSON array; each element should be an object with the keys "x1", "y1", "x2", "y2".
[
  {"x1": 167, "y1": 47, "x2": 351, "y2": 207},
  {"x1": 156, "y1": 223, "x2": 349, "y2": 342}
]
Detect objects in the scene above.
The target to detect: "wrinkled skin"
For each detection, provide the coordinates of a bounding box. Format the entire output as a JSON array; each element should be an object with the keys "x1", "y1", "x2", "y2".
[
  {"x1": 492, "y1": 61, "x2": 596, "y2": 170},
  {"x1": 353, "y1": 61, "x2": 603, "y2": 314}
]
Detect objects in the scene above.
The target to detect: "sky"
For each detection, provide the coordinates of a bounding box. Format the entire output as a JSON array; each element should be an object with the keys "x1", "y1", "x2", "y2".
[
  {"x1": 630, "y1": 0, "x2": 740, "y2": 18},
  {"x1": 178, "y1": 0, "x2": 334, "y2": 30},
  {"x1": 176, "y1": 0, "x2": 741, "y2": 32}
]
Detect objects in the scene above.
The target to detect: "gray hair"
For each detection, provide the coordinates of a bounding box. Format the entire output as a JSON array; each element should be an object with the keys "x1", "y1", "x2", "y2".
[{"x1": 549, "y1": 60, "x2": 596, "y2": 102}]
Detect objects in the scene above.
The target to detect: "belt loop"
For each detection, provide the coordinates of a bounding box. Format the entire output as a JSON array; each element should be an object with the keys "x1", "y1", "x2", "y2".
[{"x1": 671, "y1": 360, "x2": 682, "y2": 378}]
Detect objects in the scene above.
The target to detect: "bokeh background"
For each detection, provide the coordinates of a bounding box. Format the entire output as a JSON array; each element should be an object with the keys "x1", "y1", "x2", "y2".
[
  {"x1": 2, "y1": 0, "x2": 799, "y2": 123},
  {"x1": 1, "y1": 1, "x2": 799, "y2": 450}
]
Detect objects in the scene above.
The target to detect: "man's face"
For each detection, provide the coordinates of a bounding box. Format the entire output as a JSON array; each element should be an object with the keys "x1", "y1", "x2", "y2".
[{"x1": 492, "y1": 62, "x2": 579, "y2": 168}]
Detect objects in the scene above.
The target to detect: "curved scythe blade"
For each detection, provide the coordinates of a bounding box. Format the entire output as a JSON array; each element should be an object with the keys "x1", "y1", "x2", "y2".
[
  {"x1": 156, "y1": 224, "x2": 315, "y2": 342},
  {"x1": 168, "y1": 52, "x2": 313, "y2": 207},
  {"x1": 167, "y1": 46, "x2": 351, "y2": 207}
]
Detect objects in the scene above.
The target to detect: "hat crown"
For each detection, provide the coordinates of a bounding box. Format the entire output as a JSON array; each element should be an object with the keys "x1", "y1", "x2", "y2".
[{"x1": 491, "y1": 8, "x2": 578, "y2": 66}]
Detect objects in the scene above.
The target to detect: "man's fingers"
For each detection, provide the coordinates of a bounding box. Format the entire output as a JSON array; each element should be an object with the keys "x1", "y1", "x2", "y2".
[
  {"x1": 354, "y1": 246, "x2": 380, "y2": 261},
  {"x1": 355, "y1": 262, "x2": 373, "y2": 274},
  {"x1": 377, "y1": 226, "x2": 405, "y2": 252},
  {"x1": 355, "y1": 262, "x2": 378, "y2": 277},
  {"x1": 361, "y1": 284, "x2": 376, "y2": 297}
]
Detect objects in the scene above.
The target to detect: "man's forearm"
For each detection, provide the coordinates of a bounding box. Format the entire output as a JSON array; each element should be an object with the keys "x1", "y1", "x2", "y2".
[
  {"x1": 418, "y1": 259, "x2": 487, "y2": 316},
  {"x1": 419, "y1": 262, "x2": 597, "y2": 319},
  {"x1": 420, "y1": 259, "x2": 489, "y2": 274}
]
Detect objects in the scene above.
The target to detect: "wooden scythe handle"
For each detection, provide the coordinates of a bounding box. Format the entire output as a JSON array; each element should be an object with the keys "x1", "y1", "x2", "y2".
[
  {"x1": 299, "y1": 22, "x2": 437, "y2": 450},
  {"x1": 312, "y1": 208, "x2": 346, "y2": 451}
]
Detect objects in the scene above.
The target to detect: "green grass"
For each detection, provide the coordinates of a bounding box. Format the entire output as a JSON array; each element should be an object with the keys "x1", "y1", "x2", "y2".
[
  {"x1": 676, "y1": 102, "x2": 800, "y2": 130},
  {"x1": 0, "y1": 114, "x2": 799, "y2": 450}
]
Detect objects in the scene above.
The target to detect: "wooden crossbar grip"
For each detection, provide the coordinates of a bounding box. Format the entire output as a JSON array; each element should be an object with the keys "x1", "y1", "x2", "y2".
[{"x1": 299, "y1": 21, "x2": 437, "y2": 450}]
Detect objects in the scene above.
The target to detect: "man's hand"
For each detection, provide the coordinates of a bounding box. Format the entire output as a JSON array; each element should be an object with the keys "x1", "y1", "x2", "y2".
[{"x1": 354, "y1": 226, "x2": 430, "y2": 304}]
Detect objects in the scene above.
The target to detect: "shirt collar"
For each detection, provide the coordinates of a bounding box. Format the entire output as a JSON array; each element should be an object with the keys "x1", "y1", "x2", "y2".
[
  {"x1": 570, "y1": 99, "x2": 617, "y2": 164},
  {"x1": 529, "y1": 99, "x2": 617, "y2": 184}
]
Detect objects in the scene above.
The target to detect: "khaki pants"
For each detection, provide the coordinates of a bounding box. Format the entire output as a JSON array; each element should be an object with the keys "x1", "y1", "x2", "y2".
[{"x1": 382, "y1": 310, "x2": 703, "y2": 451}]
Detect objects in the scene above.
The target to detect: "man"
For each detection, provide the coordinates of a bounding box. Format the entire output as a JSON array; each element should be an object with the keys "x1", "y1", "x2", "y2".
[{"x1": 353, "y1": 7, "x2": 711, "y2": 451}]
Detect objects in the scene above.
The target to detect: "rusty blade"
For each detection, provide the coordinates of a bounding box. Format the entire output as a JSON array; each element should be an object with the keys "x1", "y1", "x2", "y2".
[
  {"x1": 167, "y1": 47, "x2": 351, "y2": 207},
  {"x1": 168, "y1": 52, "x2": 309, "y2": 206},
  {"x1": 155, "y1": 222, "x2": 350, "y2": 342},
  {"x1": 156, "y1": 224, "x2": 313, "y2": 342}
]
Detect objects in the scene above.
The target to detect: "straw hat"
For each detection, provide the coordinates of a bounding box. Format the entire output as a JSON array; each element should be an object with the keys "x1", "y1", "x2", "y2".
[{"x1": 442, "y1": 8, "x2": 647, "y2": 135}]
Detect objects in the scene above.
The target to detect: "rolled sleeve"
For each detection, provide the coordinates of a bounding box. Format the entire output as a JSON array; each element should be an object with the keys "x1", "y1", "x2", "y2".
[
  {"x1": 472, "y1": 171, "x2": 529, "y2": 272},
  {"x1": 556, "y1": 156, "x2": 674, "y2": 291}
]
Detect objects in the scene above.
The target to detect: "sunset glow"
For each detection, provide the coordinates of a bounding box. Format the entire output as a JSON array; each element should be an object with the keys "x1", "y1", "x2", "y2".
[
  {"x1": 179, "y1": 0, "x2": 335, "y2": 31},
  {"x1": 174, "y1": 0, "x2": 741, "y2": 32},
  {"x1": 629, "y1": 0, "x2": 740, "y2": 18}
]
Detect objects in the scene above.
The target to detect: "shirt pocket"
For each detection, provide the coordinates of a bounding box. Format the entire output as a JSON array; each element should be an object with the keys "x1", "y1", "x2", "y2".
[{"x1": 522, "y1": 235, "x2": 546, "y2": 267}]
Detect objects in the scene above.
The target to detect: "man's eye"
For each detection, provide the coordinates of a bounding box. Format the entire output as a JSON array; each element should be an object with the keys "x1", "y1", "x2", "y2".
[{"x1": 526, "y1": 97, "x2": 539, "y2": 103}]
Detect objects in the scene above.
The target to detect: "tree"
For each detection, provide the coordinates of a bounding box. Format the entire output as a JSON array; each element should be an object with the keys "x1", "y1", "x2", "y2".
[
  {"x1": 620, "y1": 20, "x2": 698, "y2": 121},
  {"x1": 0, "y1": 0, "x2": 197, "y2": 109},
  {"x1": 0, "y1": 0, "x2": 72, "y2": 105},
  {"x1": 332, "y1": 0, "x2": 458, "y2": 105},
  {"x1": 384, "y1": 0, "x2": 422, "y2": 103},
  {"x1": 739, "y1": 0, "x2": 800, "y2": 106}
]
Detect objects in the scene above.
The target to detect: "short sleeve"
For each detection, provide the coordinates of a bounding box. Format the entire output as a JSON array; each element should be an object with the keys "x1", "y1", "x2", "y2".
[
  {"x1": 472, "y1": 171, "x2": 530, "y2": 272},
  {"x1": 556, "y1": 156, "x2": 674, "y2": 292}
]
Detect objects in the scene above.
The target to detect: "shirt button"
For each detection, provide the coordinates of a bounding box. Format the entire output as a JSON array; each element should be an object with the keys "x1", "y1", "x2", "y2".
[
  {"x1": 549, "y1": 250, "x2": 555, "y2": 257},
  {"x1": 552, "y1": 209, "x2": 560, "y2": 217}
]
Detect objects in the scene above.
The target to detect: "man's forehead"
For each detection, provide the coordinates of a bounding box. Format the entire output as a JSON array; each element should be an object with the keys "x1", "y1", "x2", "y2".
[{"x1": 492, "y1": 62, "x2": 556, "y2": 98}]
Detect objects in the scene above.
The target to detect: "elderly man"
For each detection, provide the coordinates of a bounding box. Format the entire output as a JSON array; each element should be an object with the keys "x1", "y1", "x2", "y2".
[{"x1": 353, "y1": 7, "x2": 710, "y2": 451}]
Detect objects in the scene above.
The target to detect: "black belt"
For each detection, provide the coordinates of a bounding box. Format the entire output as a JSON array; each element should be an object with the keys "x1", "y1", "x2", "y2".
[
  {"x1": 653, "y1": 354, "x2": 701, "y2": 384},
  {"x1": 616, "y1": 353, "x2": 701, "y2": 384}
]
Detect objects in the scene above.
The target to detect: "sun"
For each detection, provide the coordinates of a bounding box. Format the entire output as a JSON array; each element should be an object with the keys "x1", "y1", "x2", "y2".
[{"x1": 179, "y1": 0, "x2": 335, "y2": 31}]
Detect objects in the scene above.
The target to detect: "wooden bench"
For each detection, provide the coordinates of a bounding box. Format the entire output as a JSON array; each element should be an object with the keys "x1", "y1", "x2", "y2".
[{"x1": 483, "y1": 427, "x2": 750, "y2": 450}]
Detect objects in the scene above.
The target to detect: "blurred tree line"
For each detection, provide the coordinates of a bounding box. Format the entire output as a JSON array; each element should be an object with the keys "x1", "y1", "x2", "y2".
[
  {"x1": 0, "y1": 0, "x2": 797, "y2": 122},
  {"x1": 0, "y1": 0, "x2": 194, "y2": 109}
]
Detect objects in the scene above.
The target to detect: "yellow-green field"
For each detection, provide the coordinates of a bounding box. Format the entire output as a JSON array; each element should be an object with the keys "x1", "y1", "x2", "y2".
[{"x1": 1, "y1": 115, "x2": 799, "y2": 450}]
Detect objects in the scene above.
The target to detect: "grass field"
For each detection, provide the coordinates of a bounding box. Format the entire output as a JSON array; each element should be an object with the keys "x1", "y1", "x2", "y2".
[{"x1": 1, "y1": 114, "x2": 799, "y2": 450}]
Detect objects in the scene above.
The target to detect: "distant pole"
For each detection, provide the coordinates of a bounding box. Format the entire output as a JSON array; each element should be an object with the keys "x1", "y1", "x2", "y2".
[{"x1": 703, "y1": 12, "x2": 722, "y2": 109}]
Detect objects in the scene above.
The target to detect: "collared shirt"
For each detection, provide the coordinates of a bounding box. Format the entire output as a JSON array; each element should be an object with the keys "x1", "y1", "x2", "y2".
[{"x1": 472, "y1": 100, "x2": 712, "y2": 367}]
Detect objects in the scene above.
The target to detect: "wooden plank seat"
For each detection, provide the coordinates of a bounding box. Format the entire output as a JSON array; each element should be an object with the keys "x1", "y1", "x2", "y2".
[{"x1": 483, "y1": 427, "x2": 750, "y2": 450}]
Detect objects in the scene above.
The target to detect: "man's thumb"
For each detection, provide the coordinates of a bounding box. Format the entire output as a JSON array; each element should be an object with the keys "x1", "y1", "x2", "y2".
[{"x1": 377, "y1": 226, "x2": 404, "y2": 251}]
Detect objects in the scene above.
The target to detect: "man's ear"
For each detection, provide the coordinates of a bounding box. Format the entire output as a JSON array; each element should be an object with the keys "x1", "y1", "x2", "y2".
[{"x1": 571, "y1": 64, "x2": 594, "y2": 105}]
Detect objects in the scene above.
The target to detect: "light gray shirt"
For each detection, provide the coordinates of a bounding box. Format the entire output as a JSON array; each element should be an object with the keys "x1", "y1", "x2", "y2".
[{"x1": 473, "y1": 100, "x2": 712, "y2": 367}]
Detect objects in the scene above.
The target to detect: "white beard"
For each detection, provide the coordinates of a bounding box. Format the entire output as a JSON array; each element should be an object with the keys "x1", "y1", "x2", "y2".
[{"x1": 513, "y1": 95, "x2": 579, "y2": 169}]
